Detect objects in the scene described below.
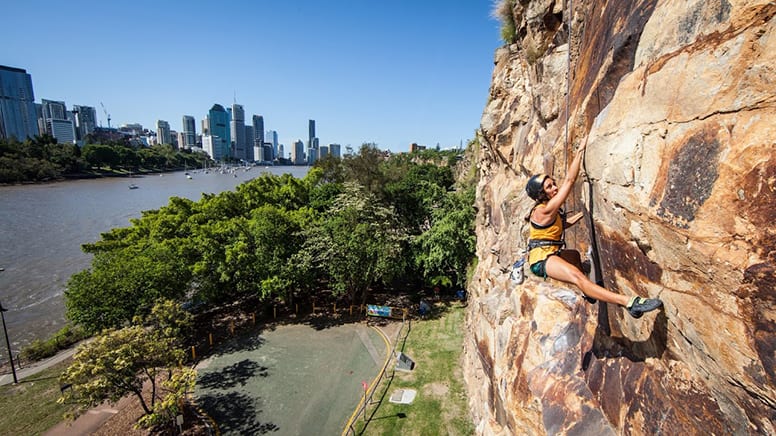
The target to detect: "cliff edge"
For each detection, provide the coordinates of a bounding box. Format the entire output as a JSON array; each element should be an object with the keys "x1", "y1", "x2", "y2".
[{"x1": 463, "y1": 0, "x2": 776, "y2": 434}]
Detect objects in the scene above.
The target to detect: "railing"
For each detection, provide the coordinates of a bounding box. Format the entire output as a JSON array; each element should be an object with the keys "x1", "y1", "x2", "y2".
[
  {"x1": 342, "y1": 315, "x2": 411, "y2": 436},
  {"x1": 0, "y1": 352, "x2": 23, "y2": 376}
]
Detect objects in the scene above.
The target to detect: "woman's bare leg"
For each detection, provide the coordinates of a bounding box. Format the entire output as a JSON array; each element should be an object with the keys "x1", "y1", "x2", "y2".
[{"x1": 544, "y1": 255, "x2": 630, "y2": 306}]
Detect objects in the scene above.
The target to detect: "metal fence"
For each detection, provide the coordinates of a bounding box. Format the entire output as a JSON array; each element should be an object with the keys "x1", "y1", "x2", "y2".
[{"x1": 343, "y1": 316, "x2": 412, "y2": 436}]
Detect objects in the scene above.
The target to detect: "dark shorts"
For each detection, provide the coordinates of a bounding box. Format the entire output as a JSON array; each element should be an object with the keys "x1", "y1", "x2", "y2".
[
  {"x1": 530, "y1": 260, "x2": 547, "y2": 278},
  {"x1": 529, "y1": 252, "x2": 560, "y2": 279}
]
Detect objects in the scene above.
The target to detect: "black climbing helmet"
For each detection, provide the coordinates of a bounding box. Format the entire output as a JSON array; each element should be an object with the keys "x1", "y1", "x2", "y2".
[{"x1": 526, "y1": 174, "x2": 549, "y2": 200}]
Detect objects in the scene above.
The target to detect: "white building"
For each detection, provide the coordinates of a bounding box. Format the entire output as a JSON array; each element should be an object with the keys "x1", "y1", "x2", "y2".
[{"x1": 203, "y1": 135, "x2": 228, "y2": 161}]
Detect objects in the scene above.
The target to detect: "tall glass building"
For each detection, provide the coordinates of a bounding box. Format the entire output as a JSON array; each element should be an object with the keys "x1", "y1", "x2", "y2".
[
  {"x1": 182, "y1": 115, "x2": 196, "y2": 149},
  {"x1": 156, "y1": 120, "x2": 171, "y2": 145},
  {"x1": 265, "y1": 130, "x2": 278, "y2": 160},
  {"x1": 230, "y1": 104, "x2": 246, "y2": 161},
  {"x1": 208, "y1": 104, "x2": 231, "y2": 160},
  {"x1": 252, "y1": 114, "x2": 264, "y2": 149},
  {"x1": 328, "y1": 143, "x2": 341, "y2": 158},
  {"x1": 0, "y1": 65, "x2": 39, "y2": 141},
  {"x1": 293, "y1": 140, "x2": 306, "y2": 165},
  {"x1": 41, "y1": 99, "x2": 75, "y2": 143},
  {"x1": 72, "y1": 105, "x2": 97, "y2": 141},
  {"x1": 244, "y1": 125, "x2": 254, "y2": 161},
  {"x1": 308, "y1": 119, "x2": 315, "y2": 145}
]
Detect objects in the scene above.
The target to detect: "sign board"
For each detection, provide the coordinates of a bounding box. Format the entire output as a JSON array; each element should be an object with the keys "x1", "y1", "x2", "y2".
[
  {"x1": 396, "y1": 352, "x2": 415, "y2": 371},
  {"x1": 389, "y1": 388, "x2": 417, "y2": 404},
  {"x1": 366, "y1": 305, "x2": 392, "y2": 318}
]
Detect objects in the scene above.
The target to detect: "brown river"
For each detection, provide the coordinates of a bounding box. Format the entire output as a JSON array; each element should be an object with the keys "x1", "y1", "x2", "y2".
[{"x1": 0, "y1": 166, "x2": 308, "y2": 353}]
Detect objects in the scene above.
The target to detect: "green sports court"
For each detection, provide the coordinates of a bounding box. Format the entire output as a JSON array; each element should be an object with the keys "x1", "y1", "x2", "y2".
[{"x1": 194, "y1": 322, "x2": 388, "y2": 435}]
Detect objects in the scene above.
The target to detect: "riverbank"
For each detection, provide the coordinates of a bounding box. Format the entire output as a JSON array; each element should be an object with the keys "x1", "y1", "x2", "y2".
[
  {"x1": 2, "y1": 166, "x2": 191, "y2": 185},
  {"x1": 0, "y1": 165, "x2": 311, "y2": 350},
  {"x1": 2, "y1": 163, "x2": 301, "y2": 186}
]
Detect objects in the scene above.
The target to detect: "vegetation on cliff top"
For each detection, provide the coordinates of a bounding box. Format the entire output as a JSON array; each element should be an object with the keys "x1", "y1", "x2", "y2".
[{"x1": 492, "y1": 0, "x2": 516, "y2": 44}]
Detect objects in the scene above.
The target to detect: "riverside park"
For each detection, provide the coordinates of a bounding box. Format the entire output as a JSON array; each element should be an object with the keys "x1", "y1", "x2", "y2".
[{"x1": 0, "y1": 299, "x2": 473, "y2": 435}]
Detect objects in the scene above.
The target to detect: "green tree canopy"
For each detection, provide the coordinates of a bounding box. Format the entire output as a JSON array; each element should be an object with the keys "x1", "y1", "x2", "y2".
[{"x1": 298, "y1": 183, "x2": 407, "y2": 304}]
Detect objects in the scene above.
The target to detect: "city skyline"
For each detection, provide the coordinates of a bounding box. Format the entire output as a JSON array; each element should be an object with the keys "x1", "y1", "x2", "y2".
[{"x1": 0, "y1": 1, "x2": 501, "y2": 153}]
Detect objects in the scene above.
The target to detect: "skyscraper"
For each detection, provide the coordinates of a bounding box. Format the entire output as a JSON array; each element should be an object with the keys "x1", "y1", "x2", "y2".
[
  {"x1": 182, "y1": 115, "x2": 196, "y2": 149},
  {"x1": 177, "y1": 131, "x2": 185, "y2": 149},
  {"x1": 0, "y1": 65, "x2": 39, "y2": 141},
  {"x1": 252, "y1": 115, "x2": 264, "y2": 148},
  {"x1": 308, "y1": 119, "x2": 315, "y2": 145},
  {"x1": 244, "y1": 125, "x2": 254, "y2": 161},
  {"x1": 156, "y1": 120, "x2": 171, "y2": 145},
  {"x1": 207, "y1": 104, "x2": 231, "y2": 160},
  {"x1": 307, "y1": 146, "x2": 318, "y2": 165},
  {"x1": 41, "y1": 99, "x2": 67, "y2": 121},
  {"x1": 41, "y1": 99, "x2": 75, "y2": 143},
  {"x1": 293, "y1": 140, "x2": 306, "y2": 165},
  {"x1": 72, "y1": 105, "x2": 97, "y2": 141},
  {"x1": 266, "y1": 130, "x2": 278, "y2": 160},
  {"x1": 328, "y1": 143, "x2": 341, "y2": 159},
  {"x1": 230, "y1": 104, "x2": 246, "y2": 161}
]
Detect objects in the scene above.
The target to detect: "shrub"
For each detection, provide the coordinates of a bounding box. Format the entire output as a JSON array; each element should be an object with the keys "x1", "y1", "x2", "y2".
[
  {"x1": 21, "y1": 325, "x2": 89, "y2": 362},
  {"x1": 493, "y1": 0, "x2": 517, "y2": 44}
]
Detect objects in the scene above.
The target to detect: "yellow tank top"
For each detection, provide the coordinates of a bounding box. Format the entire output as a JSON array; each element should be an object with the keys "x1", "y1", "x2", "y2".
[{"x1": 528, "y1": 204, "x2": 564, "y2": 265}]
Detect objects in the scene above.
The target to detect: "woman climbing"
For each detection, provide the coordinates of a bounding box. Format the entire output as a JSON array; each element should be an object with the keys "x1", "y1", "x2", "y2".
[{"x1": 525, "y1": 140, "x2": 663, "y2": 318}]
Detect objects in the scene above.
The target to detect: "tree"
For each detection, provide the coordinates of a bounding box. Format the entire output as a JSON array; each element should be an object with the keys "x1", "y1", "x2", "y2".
[
  {"x1": 65, "y1": 243, "x2": 190, "y2": 333},
  {"x1": 342, "y1": 143, "x2": 386, "y2": 195},
  {"x1": 413, "y1": 186, "x2": 477, "y2": 288},
  {"x1": 82, "y1": 143, "x2": 120, "y2": 168},
  {"x1": 299, "y1": 183, "x2": 407, "y2": 304},
  {"x1": 58, "y1": 325, "x2": 186, "y2": 418},
  {"x1": 60, "y1": 300, "x2": 195, "y2": 429},
  {"x1": 140, "y1": 298, "x2": 193, "y2": 346}
]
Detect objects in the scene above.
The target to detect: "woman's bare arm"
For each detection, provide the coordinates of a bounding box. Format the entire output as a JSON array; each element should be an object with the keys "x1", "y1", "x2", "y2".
[{"x1": 534, "y1": 140, "x2": 587, "y2": 222}]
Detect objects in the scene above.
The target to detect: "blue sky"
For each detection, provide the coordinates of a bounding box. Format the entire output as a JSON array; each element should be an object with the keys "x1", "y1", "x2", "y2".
[{"x1": 1, "y1": 1, "x2": 502, "y2": 153}]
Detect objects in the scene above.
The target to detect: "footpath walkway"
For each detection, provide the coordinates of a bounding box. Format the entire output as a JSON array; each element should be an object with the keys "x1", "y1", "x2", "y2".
[
  {"x1": 43, "y1": 395, "x2": 135, "y2": 436},
  {"x1": 0, "y1": 346, "x2": 77, "y2": 386},
  {"x1": 1, "y1": 343, "x2": 127, "y2": 435}
]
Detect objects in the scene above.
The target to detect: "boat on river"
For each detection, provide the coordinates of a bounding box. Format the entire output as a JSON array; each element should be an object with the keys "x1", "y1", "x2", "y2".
[{"x1": 128, "y1": 184, "x2": 139, "y2": 189}]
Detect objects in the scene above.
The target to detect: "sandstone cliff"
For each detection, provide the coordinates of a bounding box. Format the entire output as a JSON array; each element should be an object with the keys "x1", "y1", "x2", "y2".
[{"x1": 463, "y1": 0, "x2": 776, "y2": 434}]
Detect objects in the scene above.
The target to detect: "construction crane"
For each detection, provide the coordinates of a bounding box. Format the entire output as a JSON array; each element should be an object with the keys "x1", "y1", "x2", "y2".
[{"x1": 99, "y1": 102, "x2": 111, "y2": 129}]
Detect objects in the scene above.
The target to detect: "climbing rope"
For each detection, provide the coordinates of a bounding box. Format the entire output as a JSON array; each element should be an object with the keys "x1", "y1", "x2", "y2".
[{"x1": 564, "y1": 0, "x2": 577, "y2": 248}]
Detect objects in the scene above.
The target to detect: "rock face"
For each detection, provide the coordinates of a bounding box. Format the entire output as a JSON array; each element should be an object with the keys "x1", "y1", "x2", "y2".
[{"x1": 464, "y1": 0, "x2": 776, "y2": 434}]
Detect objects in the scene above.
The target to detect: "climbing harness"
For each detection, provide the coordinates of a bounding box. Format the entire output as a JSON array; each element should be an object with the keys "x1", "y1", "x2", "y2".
[{"x1": 527, "y1": 239, "x2": 565, "y2": 250}]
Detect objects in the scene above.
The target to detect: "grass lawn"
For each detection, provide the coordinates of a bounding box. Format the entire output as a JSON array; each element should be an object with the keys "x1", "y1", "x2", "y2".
[
  {"x1": 356, "y1": 303, "x2": 474, "y2": 435},
  {"x1": 0, "y1": 359, "x2": 76, "y2": 435}
]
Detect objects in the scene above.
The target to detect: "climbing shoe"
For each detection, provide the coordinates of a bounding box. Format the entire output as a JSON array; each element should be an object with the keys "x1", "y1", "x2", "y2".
[
  {"x1": 626, "y1": 296, "x2": 663, "y2": 319},
  {"x1": 510, "y1": 258, "x2": 526, "y2": 285}
]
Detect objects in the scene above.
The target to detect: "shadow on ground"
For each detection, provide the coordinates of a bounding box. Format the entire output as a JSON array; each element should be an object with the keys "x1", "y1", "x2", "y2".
[
  {"x1": 198, "y1": 359, "x2": 268, "y2": 390},
  {"x1": 197, "y1": 391, "x2": 279, "y2": 434},
  {"x1": 209, "y1": 331, "x2": 266, "y2": 356}
]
